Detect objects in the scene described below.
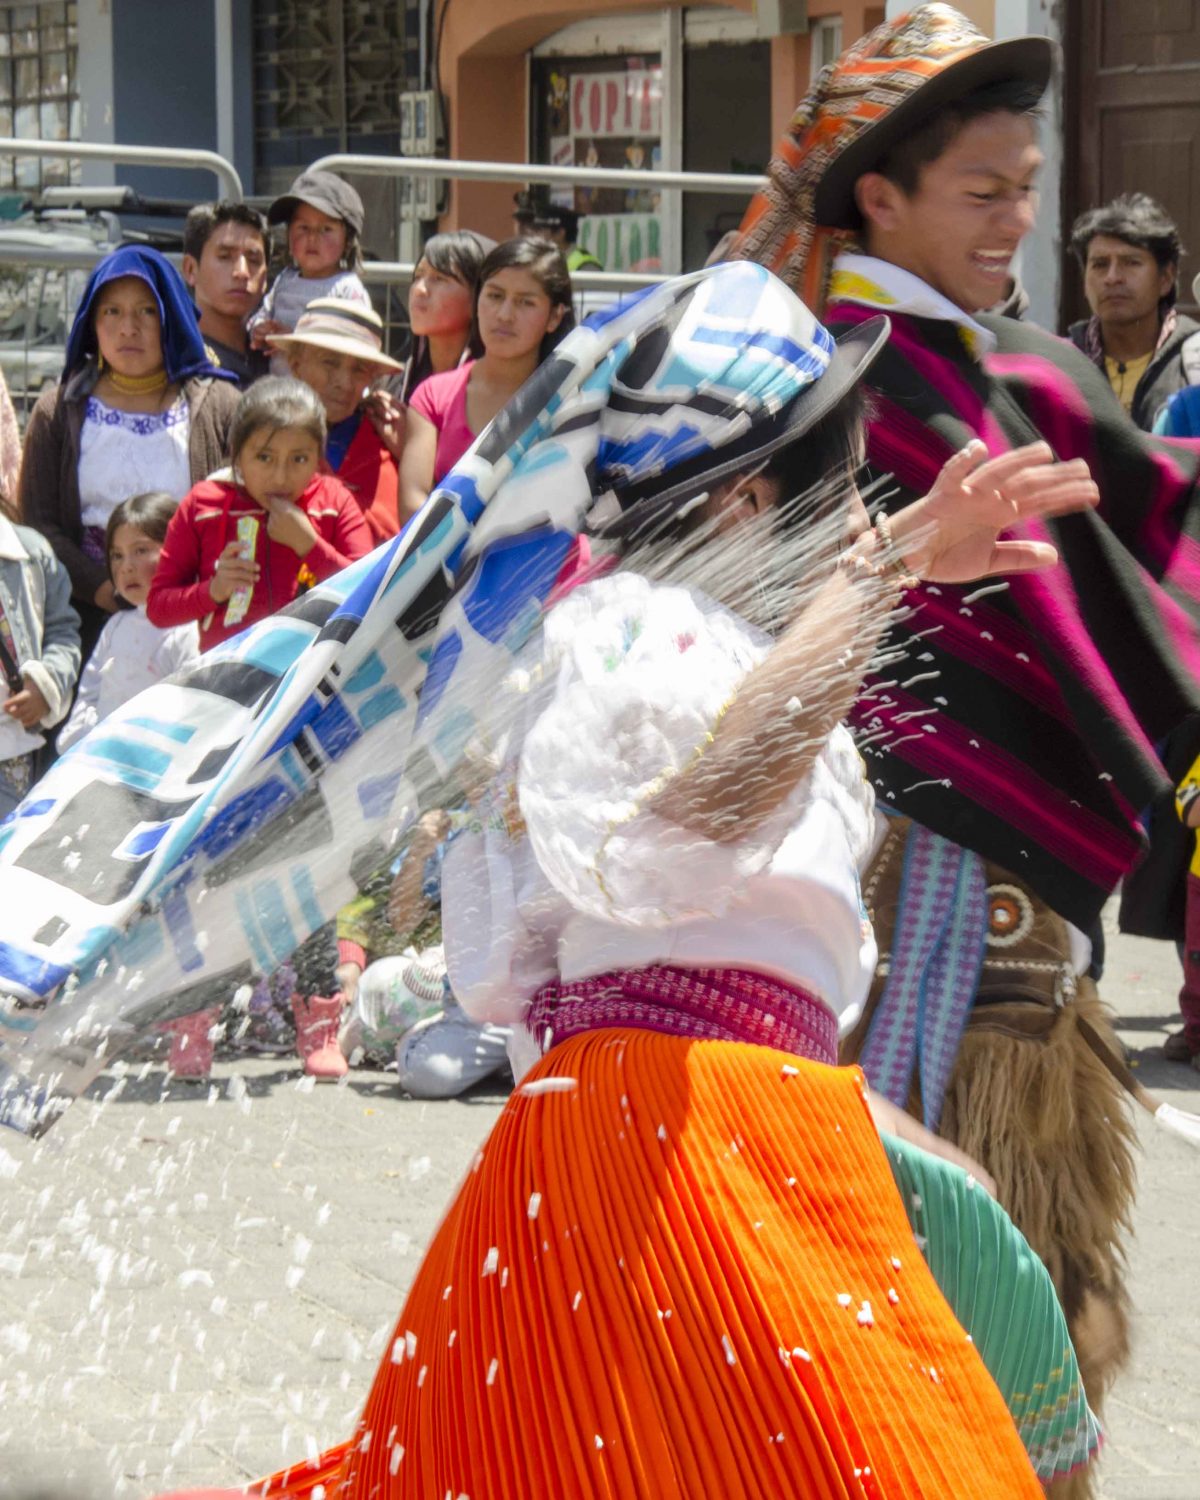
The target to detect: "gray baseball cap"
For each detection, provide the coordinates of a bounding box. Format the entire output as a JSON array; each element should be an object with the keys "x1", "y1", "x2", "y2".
[{"x1": 268, "y1": 171, "x2": 365, "y2": 236}]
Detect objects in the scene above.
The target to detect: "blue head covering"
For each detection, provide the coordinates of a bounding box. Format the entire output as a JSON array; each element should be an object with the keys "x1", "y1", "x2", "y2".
[{"x1": 64, "y1": 244, "x2": 235, "y2": 385}]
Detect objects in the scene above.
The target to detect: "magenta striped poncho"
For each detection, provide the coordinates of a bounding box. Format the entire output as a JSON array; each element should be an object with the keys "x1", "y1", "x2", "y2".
[{"x1": 826, "y1": 300, "x2": 1200, "y2": 929}]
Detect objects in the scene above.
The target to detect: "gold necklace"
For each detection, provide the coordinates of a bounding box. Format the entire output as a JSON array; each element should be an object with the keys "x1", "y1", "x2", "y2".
[{"x1": 105, "y1": 366, "x2": 169, "y2": 395}]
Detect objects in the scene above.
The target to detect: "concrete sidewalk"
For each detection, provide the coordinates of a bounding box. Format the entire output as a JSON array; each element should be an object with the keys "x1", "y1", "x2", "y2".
[{"x1": 0, "y1": 909, "x2": 1197, "y2": 1498}]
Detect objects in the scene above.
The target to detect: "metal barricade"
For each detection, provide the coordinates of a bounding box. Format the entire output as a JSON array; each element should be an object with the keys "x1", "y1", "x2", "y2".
[
  {"x1": 310, "y1": 151, "x2": 765, "y2": 198},
  {"x1": 0, "y1": 139, "x2": 244, "y2": 201},
  {"x1": 0, "y1": 238, "x2": 673, "y2": 411},
  {"x1": 0, "y1": 146, "x2": 764, "y2": 414}
]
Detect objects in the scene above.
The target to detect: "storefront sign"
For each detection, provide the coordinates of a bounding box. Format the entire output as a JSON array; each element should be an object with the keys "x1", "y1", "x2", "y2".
[
  {"x1": 570, "y1": 70, "x2": 662, "y2": 140},
  {"x1": 577, "y1": 212, "x2": 662, "y2": 273}
]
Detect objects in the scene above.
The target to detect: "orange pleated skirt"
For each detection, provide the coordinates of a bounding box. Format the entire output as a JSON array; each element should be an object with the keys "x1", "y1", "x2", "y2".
[{"x1": 256, "y1": 1029, "x2": 1043, "y2": 1499}]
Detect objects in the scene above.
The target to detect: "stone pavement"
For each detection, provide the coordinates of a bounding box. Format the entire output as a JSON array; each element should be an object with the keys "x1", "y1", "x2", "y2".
[{"x1": 0, "y1": 906, "x2": 1197, "y2": 1500}]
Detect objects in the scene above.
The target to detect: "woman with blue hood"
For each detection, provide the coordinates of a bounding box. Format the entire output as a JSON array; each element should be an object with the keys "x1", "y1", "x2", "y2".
[{"x1": 19, "y1": 245, "x2": 240, "y2": 659}]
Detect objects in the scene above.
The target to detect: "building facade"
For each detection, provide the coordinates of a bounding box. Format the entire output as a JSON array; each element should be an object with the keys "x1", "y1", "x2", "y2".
[{"x1": 3, "y1": 1, "x2": 1193, "y2": 330}]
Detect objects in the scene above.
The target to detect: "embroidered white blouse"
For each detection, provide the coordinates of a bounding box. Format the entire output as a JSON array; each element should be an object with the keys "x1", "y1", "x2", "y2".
[
  {"x1": 78, "y1": 397, "x2": 192, "y2": 531},
  {"x1": 443, "y1": 573, "x2": 880, "y2": 1042}
]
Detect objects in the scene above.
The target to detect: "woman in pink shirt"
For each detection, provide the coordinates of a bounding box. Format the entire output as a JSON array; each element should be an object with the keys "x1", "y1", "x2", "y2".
[{"x1": 399, "y1": 237, "x2": 574, "y2": 521}]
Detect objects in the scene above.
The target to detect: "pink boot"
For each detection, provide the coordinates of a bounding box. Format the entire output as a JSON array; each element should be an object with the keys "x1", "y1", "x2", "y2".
[
  {"x1": 165, "y1": 1006, "x2": 218, "y2": 1080},
  {"x1": 292, "y1": 994, "x2": 348, "y2": 1079}
]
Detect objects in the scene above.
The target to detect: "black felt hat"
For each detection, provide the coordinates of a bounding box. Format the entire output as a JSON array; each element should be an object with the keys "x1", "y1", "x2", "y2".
[{"x1": 601, "y1": 313, "x2": 891, "y2": 539}]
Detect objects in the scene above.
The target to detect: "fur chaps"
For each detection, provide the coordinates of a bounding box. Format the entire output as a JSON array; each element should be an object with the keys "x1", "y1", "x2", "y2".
[{"x1": 846, "y1": 821, "x2": 1138, "y2": 1498}]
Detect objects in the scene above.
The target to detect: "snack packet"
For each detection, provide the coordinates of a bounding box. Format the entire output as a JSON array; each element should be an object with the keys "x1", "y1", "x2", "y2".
[{"x1": 224, "y1": 514, "x2": 260, "y2": 627}]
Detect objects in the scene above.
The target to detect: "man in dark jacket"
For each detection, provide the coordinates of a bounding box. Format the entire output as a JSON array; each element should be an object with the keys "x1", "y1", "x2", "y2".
[{"x1": 1068, "y1": 192, "x2": 1200, "y2": 430}]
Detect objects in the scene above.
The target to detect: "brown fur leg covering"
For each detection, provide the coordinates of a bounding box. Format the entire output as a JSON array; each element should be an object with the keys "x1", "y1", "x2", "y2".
[{"x1": 939, "y1": 981, "x2": 1136, "y2": 1496}]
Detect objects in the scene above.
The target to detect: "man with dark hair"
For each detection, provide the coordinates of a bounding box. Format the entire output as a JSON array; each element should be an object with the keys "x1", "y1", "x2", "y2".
[
  {"x1": 181, "y1": 200, "x2": 270, "y2": 388},
  {"x1": 1068, "y1": 193, "x2": 1200, "y2": 429},
  {"x1": 511, "y1": 188, "x2": 540, "y2": 238},
  {"x1": 532, "y1": 203, "x2": 603, "y2": 272},
  {"x1": 732, "y1": 4, "x2": 1200, "y2": 1449}
]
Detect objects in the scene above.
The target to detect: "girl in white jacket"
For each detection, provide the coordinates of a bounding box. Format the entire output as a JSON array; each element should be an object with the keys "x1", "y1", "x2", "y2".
[{"x1": 57, "y1": 492, "x2": 198, "y2": 753}]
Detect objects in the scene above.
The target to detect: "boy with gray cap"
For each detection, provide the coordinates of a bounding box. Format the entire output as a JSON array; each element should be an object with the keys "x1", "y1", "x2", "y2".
[{"x1": 249, "y1": 169, "x2": 373, "y2": 374}]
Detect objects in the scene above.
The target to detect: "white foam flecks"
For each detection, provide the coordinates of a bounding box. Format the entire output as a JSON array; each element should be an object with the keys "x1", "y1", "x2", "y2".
[
  {"x1": 520, "y1": 1076, "x2": 578, "y2": 1096},
  {"x1": 482, "y1": 1246, "x2": 499, "y2": 1276},
  {"x1": 486, "y1": 1357, "x2": 499, "y2": 1386},
  {"x1": 527, "y1": 1192, "x2": 542, "y2": 1220},
  {"x1": 227, "y1": 1072, "x2": 251, "y2": 1114},
  {"x1": 836, "y1": 1292, "x2": 851, "y2": 1308},
  {"x1": 722, "y1": 1334, "x2": 737, "y2": 1366},
  {"x1": 857, "y1": 1301, "x2": 874, "y2": 1327},
  {"x1": 177, "y1": 1268, "x2": 213, "y2": 1290}
]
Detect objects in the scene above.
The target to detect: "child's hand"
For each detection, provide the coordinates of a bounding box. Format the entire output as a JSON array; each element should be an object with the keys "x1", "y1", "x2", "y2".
[
  {"x1": 335, "y1": 961, "x2": 362, "y2": 1009},
  {"x1": 249, "y1": 317, "x2": 288, "y2": 352},
  {"x1": 209, "y1": 539, "x2": 260, "y2": 603},
  {"x1": 4, "y1": 677, "x2": 49, "y2": 729},
  {"x1": 93, "y1": 580, "x2": 118, "y2": 613},
  {"x1": 265, "y1": 499, "x2": 319, "y2": 557}
]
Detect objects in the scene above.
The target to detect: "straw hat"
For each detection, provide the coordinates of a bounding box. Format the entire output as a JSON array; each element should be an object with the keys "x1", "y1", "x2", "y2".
[{"x1": 268, "y1": 298, "x2": 403, "y2": 371}]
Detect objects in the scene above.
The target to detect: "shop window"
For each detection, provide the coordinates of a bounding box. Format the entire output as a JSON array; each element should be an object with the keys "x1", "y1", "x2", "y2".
[
  {"x1": 530, "y1": 52, "x2": 665, "y2": 273},
  {"x1": 0, "y1": 1, "x2": 77, "y2": 191},
  {"x1": 810, "y1": 17, "x2": 844, "y2": 81}
]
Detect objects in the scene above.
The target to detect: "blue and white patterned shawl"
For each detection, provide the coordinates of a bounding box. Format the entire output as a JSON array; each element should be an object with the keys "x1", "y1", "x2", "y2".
[{"x1": 0, "y1": 262, "x2": 833, "y2": 1134}]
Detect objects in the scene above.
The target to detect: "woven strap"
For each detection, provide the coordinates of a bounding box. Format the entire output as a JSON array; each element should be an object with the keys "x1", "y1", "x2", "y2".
[
  {"x1": 859, "y1": 822, "x2": 989, "y2": 1129},
  {"x1": 527, "y1": 964, "x2": 838, "y2": 1066}
]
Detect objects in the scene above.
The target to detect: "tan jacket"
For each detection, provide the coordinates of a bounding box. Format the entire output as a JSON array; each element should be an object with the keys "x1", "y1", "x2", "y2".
[{"x1": 17, "y1": 363, "x2": 239, "y2": 606}]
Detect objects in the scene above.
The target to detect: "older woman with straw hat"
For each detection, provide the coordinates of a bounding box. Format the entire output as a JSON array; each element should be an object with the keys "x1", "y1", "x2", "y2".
[{"x1": 270, "y1": 298, "x2": 405, "y2": 544}]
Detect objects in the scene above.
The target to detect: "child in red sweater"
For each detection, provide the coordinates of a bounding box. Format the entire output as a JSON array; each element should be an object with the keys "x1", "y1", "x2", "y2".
[{"x1": 148, "y1": 376, "x2": 373, "y2": 651}]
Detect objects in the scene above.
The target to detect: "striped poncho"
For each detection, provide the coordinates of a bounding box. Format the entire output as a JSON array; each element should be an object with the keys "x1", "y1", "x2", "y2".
[{"x1": 826, "y1": 296, "x2": 1200, "y2": 930}]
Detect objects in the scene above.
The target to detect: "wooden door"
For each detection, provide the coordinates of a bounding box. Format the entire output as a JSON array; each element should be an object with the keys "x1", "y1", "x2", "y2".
[{"x1": 1063, "y1": 0, "x2": 1200, "y2": 327}]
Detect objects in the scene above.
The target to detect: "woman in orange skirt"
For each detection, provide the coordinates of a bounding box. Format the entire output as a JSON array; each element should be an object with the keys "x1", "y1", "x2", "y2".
[{"x1": 166, "y1": 293, "x2": 1102, "y2": 1498}]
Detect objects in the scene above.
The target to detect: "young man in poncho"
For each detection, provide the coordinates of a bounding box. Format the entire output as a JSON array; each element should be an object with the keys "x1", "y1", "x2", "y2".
[{"x1": 731, "y1": 6, "x2": 1200, "y2": 1474}]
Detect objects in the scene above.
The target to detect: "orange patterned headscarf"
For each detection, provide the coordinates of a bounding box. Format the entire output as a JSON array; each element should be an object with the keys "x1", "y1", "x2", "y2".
[{"x1": 730, "y1": 5, "x2": 1039, "y2": 311}]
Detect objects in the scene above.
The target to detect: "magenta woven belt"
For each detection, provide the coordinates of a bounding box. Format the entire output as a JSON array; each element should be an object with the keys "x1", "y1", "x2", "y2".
[{"x1": 526, "y1": 963, "x2": 838, "y2": 1066}]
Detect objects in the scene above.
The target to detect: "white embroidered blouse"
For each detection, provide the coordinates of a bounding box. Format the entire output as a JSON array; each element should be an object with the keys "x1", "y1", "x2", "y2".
[
  {"x1": 78, "y1": 396, "x2": 192, "y2": 531},
  {"x1": 442, "y1": 572, "x2": 881, "y2": 1042}
]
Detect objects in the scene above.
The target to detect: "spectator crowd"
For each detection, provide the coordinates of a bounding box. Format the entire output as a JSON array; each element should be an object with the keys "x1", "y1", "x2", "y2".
[
  {"x1": 0, "y1": 167, "x2": 582, "y2": 1097},
  {"x1": 3, "y1": 153, "x2": 1200, "y2": 1108}
]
